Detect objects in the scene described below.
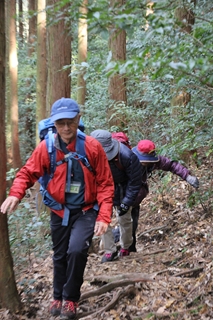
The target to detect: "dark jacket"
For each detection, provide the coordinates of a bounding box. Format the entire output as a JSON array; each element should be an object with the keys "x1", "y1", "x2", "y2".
[{"x1": 109, "y1": 142, "x2": 142, "y2": 206}]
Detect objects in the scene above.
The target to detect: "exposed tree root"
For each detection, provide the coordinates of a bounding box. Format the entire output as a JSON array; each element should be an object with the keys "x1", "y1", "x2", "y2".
[
  {"x1": 78, "y1": 285, "x2": 136, "y2": 319},
  {"x1": 80, "y1": 274, "x2": 154, "y2": 301},
  {"x1": 87, "y1": 272, "x2": 155, "y2": 286}
]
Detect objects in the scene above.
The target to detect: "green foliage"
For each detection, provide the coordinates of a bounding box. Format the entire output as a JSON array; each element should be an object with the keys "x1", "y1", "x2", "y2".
[
  {"x1": 8, "y1": 201, "x2": 51, "y2": 274},
  {"x1": 81, "y1": 0, "x2": 213, "y2": 161},
  {"x1": 16, "y1": 0, "x2": 213, "y2": 169}
]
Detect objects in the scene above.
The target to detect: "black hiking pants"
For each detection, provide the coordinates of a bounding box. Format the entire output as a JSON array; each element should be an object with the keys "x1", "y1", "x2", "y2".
[
  {"x1": 50, "y1": 208, "x2": 97, "y2": 302},
  {"x1": 128, "y1": 205, "x2": 140, "y2": 252}
]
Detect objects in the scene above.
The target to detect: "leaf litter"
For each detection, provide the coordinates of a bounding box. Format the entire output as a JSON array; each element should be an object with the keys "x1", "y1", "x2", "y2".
[{"x1": 1, "y1": 163, "x2": 213, "y2": 320}]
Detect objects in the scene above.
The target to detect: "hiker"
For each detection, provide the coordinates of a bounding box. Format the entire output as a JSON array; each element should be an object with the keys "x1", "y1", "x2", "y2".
[
  {"x1": 0, "y1": 97, "x2": 114, "y2": 320},
  {"x1": 90, "y1": 129, "x2": 143, "y2": 263},
  {"x1": 111, "y1": 132, "x2": 141, "y2": 253},
  {"x1": 130, "y1": 139, "x2": 199, "y2": 251}
]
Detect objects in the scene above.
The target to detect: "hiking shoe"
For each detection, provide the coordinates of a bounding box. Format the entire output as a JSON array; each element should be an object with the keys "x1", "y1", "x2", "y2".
[
  {"x1": 60, "y1": 301, "x2": 78, "y2": 320},
  {"x1": 101, "y1": 251, "x2": 118, "y2": 263},
  {"x1": 49, "y1": 299, "x2": 62, "y2": 316},
  {"x1": 128, "y1": 244, "x2": 137, "y2": 252},
  {"x1": 119, "y1": 248, "x2": 130, "y2": 257}
]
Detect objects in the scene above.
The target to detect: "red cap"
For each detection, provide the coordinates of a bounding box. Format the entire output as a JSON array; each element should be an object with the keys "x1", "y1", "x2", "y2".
[
  {"x1": 111, "y1": 132, "x2": 131, "y2": 149},
  {"x1": 137, "y1": 140, "x2": 156, "y2": 153},
  {"x1": 132, "y1": 139, "x2": 159, "y2": 162}
]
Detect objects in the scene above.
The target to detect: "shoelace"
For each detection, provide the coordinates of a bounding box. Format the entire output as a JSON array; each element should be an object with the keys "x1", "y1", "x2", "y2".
[
  {"x1": 51, "y1": 300, "x2": 62, "y2": 309},
  {"x1": 105, "y1": 253, "x2": 113, "y2": 258},
  {"x1": 64, "y1": 301, "x2": 78, "y2": 312}
]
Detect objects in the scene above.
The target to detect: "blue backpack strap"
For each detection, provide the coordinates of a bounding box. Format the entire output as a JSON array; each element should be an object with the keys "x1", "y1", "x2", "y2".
[
  {"x1": 76, "y1": 130, "x2": 93, "y2": 172},
  {"x1": 46, "y1": 129, "x2": 56, "y2": 178}
]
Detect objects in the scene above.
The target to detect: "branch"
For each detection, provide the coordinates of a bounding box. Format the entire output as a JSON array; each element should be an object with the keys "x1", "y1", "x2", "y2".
[
  {"x1": 80, "y1": 274, "x2": 155, "y2": 301},
  {"x1": 137, "y1": 225, "x2": 168, "y2": 239},
  {"x1": 78, "y1": 285, "x2": 136, "y2": 319}
]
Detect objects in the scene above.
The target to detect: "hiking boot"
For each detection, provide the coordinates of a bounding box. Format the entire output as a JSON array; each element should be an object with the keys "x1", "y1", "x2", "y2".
[
  {"x1": 60, "y1": 301, "x2": 78, "y2": 320},
  {"x1": 49, "y1": 299, "x2": 62, "y2": 316},
  {"x1": 128, "y1": 243, "x2": 137, "y2": 252},
  {"x1": 101, "y1": 251, "x2": 118, "y2": 263},
  {"x1": 119, "y1": 248, "x2": 130, "y2": 257}
]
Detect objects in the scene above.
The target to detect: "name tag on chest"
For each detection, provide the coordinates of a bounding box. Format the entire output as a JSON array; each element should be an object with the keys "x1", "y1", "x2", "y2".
[{"x1": 68, "y1": 181, "x2": 81, "y2": 194}]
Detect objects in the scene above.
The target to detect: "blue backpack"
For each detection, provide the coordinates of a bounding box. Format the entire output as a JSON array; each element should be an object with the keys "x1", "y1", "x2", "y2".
[{"x1": 37, "y1": 117, "x2": 94, "y2": 224}]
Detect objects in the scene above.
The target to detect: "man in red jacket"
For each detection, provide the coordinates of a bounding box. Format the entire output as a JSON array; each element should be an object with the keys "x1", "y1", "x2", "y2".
[{"x1": 1, "y1": 98, "x2": 114, "y2": 320}]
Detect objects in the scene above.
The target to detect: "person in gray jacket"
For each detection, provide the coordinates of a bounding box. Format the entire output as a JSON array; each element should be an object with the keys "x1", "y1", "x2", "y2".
[{"x1": 90, "y1": 129, "x2": 143, "y2": 263}]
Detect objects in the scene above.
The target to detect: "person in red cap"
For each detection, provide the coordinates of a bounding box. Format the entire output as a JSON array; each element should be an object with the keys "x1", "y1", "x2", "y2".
[
  {"x1": 111, "y1": 132, "x2": 132, "y2": 149},
  {"x1": 130, "y1": 139, "x2": 199, "y2": 252}
]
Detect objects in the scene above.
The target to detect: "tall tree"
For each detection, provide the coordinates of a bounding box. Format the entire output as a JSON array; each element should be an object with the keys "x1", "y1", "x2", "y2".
[
  {"x1": 172, "y1": 1, "x2": 196, "y2": 108},
  {"x1": 0, "y1": 0, "x2": 21, "y2": 312},
  {"x1": 77, "y1": 0, "x2": 88, "y2": 106},
  {"x1": 28, "y1": 0, "x2": 36, "y2": 56},
  {"x1": 24, "y1": 0, "x2": 37, "y2": 155},
  {"x1": 8, "y1": 0, "x2": 22, "y2": 169},
  {"x1": 108, "y1": 0, "x2": 127, "y2": 128},
  {"x1": 36, "y1": 0, "x2": 47, "y2": 144},
  {"x1": 18, "y1": 0, "x2": 23, "y2": 42},
  {"x1": 46, "y1": 0, "x2": 72, "y2": 114}
]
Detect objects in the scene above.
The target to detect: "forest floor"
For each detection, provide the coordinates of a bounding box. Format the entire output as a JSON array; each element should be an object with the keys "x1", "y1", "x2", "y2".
[{"x1": 0, "y1": 158, "x2": 213, "y2": 320}]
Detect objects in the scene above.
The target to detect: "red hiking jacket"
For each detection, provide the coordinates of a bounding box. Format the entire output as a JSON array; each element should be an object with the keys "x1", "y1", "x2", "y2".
[{"x1": 9, "y1": 135, "x2": 114, "y2": 224}]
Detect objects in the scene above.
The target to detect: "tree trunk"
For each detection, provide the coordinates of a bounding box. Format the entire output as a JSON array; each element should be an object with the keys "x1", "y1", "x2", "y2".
[
  {"x1": 0, "y1": 0, "x2": 21, "y2": 312},
  {"x1": 18, "y1": 0, "x2": 23, "y2": 43},
  {"x1": 24, "y1": 0, "x2": 37, "y2": 156},
  {"x1": 46, "y1": 0, "x2": 72, "y2": 114},
  {"x1": 174, "y1": 0, "x2": 196, "y2": 34},
  {"x1": 8, "y1": 0, "x2": 22, "y2": 169},
  {"x1": 36, "y1": 0, "x2": 47, "y2": 145},
  {"x1": 77, "y1": 0, "x2": 88, "y2": 107},
  {"x1": 172, "y1": 1, "x2": 196, "y2": 108},
  {"x1": 108, "y1": 0, "x2": 127, "y2": 128},
  {"x1": 28, "y1": 0, "x2": 36, "y2": 56}
]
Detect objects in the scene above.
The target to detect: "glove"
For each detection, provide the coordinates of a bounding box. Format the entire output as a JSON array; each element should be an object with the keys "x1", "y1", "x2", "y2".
[
  {"x1": 117, "y1": 203, "x2": 130, "y2": 216},
  {"x1": 186, "y1": 175, "x2": 199, "y2": 188}
]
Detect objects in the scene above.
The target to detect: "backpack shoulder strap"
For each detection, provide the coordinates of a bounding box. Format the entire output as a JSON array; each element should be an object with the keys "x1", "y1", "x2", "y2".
[
  {"x1": 45, "y1": 129, "x2": 56, "y2": 178},
  {"x1": 76, "y1": 130, "x2": 94, "y2": 172},
  {"x1": 76, "y1": 129, "x2": 86, "y2": 157}
]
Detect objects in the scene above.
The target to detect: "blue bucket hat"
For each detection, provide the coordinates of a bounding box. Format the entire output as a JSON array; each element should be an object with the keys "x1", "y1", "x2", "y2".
[
  {"x1": 132, "y1": 140, "x2": 159, "y2": 162},
  {"x1": 51, "y1": 97, "x2": 80, "y2": 122}
]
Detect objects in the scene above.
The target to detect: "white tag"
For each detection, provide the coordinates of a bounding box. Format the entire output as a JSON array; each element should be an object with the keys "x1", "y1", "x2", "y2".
[{"x1": 69, "y1": 181, "x2": 81, "y2": 193}]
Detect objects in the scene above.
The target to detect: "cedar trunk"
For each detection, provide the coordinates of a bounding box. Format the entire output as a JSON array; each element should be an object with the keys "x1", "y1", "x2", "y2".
[
  {"x1": 77, "y1": 0, "x2": 88, "y2": 107},
  {"x1": 108, "y1": 0, "x2": 127, "y2": 128},
  {"x1": 46, "y1": 0, "x2": 71, "y2": 115},
  {"x1": 9, "y1": 0, "x2": 22, "y2": 169},
  {"x1": 0, "y1": 0, "x2": 21, "y2": 312},
  {"x1": 36, "y1": 0, "x2": 47, "y2": 144},
  {"x1": 172, "y1": 1, "x2": 196, "y2": 108},
  {"x1": 25, "y1": 0, "x2": 37, "y2": 155}
]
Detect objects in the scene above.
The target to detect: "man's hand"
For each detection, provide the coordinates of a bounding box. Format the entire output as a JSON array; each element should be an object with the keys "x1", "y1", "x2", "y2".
[
  {"x1": 94, "y1": 221, "x2": 108, "y2": 236},
  {"x1": 117, "y1": 203, "x2": 130, "y2": 216},
  {"x1": 186, "y1": 175, "x2": 199, "y2": 188},
  {"x1": 1, "y1": 196, "x2": 20, "y2": 214}
]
